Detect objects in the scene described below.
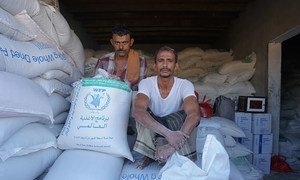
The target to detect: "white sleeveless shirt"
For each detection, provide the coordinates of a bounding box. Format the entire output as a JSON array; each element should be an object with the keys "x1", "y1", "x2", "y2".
[{"x1": 138, "y1": 76, "x2": 195, "y2": 117}]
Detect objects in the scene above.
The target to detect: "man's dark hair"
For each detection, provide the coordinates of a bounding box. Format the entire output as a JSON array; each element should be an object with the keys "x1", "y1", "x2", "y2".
[
  {"x1": 111, "y1": 24, "x2": 131, "y2": 37},
  {"x1": 154, "y1": 46, "x2": 178, "y2": 63}
]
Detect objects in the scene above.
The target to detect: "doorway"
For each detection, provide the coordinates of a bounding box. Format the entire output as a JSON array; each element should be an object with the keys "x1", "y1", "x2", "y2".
[{"x1": 268, "y1": 26, "x2": 300, "y2": 154}]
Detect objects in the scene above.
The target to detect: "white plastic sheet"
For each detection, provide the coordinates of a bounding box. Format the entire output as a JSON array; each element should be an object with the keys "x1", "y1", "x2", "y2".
[{"x1": 159, "y1": 135, "x2": 230, "y2": 180}]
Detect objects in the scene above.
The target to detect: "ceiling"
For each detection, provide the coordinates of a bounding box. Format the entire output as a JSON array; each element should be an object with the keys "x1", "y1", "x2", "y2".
[{"x1": 59, "y1": 0, "x2": 254, "y2": 46}]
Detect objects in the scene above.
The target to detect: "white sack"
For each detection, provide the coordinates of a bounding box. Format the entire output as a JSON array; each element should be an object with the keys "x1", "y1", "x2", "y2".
[
  {"x1": 159, "y1": 135, "x2": 230, "y2": 180},
  {"x1": 53, "y1": 112, "x2": 68, "y2": 124},
  {"x1": 32, "y1": 77, "x2": 73, "y2": 97},
  {"x1": 219, "y1": 81, "x2": 256, "y2": 95},
  {"x1": 0, "y1": 7, "x2": 36, "y2": 41},
  {"x1": 200, "y1": 117, "x2": 245, "y2": 137},
  {"x1": 218, "y1": 52, "x2": 256, "y2": 75},
  {"x1": 194, "y1": 82, "x2": 220, "y2": 99},
  {"x1": 120, "y1": 159, "x2": 162, "y2": 180},
  {"x1": 61, "y1": 30, "x2": 85, "y2": 74},
  {"x1": 229, "y1": 160, "x2": 245, "y2": 180},
  {"x1": 231, "y1": 156, "x2": 263, "y2": 180},
  {"x1": 196, "y1": 126, "x2": 224, "y2": 160},
  {"x1": 0, "y1": 34, "x2": 76, "y2": 78},
  {"x1": 43, "y1": 3, "x2": 72, "y2": 47},
  {"x1": 225, "y1": 143, "x2": 252, "y2": 159},
  {"x1": 225, "y1": 68, "x2": 255, "y2": 85},
  {"x1": 0, "y1": 147, "x2": 62, "y2": 180},
  {"x1": 43, "y1": 123, "x2": 64, "y2": 137},
  {"x1": 41, "y1": 69, "x2": 81, "y2": 85},
  {"x1": 13, "y1": 10, "x2": 82, "y2": 79},
  {"x1": 48, "y1": 93, "x2": 70, "y2": 117},
  {"x1": 57, "y1": 78, "x2": 133, "y2": 161},
  {"x1": 0, "y1": 0, "x2": 40, "y2": 16},
  {"x1": 201, "y1": 72, "x2": 228, "y2": 84},
  {"x1": 44, "y1": 149, "x2": 124, "y2": 180},
  {"x1": 31, "y1": 4, "x2": 59, "y2": 45},
  {"x1": 0, "y1": 71, "x2": 53, "y2": 123},
  {"x1": 224, "y1": 135, "x2": 237, "y2": 147},
  {"x1": 0, "y1": 123, "x2": 57, "y2": 161},
  {"x1": 42, "y1": 2, "x2": 86, "y2": 75},
  {"x1": 0, "y1": 117, "x2": 41, "y2": 145}
]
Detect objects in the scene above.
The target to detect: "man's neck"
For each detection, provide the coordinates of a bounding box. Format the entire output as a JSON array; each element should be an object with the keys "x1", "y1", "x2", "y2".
[
  {"x1": 157, "y1": 76, "x2": 174, "y2": 98},
  {"x1": 115, "y1": 55, "x2": 128, "y2": 62},
  {"x1": 158, "y1": 76, "x2": 174, "y2": 89}
]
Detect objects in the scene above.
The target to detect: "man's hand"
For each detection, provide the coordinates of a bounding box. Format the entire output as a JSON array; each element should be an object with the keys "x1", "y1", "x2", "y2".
[
  {"x1": 165, "y1": 130, "x2": 189, "y2": 150},
  {"x1": 155, "y1": 144, "x2": 176, "y2": 163}
]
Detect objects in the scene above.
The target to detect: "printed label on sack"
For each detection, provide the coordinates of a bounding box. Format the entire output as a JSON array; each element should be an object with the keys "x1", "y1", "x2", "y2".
[{"x1": 0, "y1": 36, "x2": 66, "y2": 64}]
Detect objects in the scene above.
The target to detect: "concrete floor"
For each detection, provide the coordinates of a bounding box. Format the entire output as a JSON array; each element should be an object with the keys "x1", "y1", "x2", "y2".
[
  {"x1": 264, "y1": 161, "x2": 300, "y2": 180},
  {"x1": 264, "y1": 171, "x2": 300, "y2": 180}
]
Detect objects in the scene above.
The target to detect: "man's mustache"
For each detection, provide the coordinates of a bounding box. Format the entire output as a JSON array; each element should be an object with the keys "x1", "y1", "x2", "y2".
[{"x1": 160, "y1": 68, "x2": 171, "y2": 72}]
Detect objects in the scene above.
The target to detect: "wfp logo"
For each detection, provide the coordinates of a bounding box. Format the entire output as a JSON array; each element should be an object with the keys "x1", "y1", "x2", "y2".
[{"x1": 84, "y1": 91, "x2": 110, "y2": 110}]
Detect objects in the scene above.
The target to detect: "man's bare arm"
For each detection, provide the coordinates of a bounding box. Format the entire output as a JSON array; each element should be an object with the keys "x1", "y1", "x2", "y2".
[
  {"x1": 132, "y1": 93, "x2": 171, "y2": 137},
  {"x1": 180, "y1": 95, "x2": 201, "y2": 136}
]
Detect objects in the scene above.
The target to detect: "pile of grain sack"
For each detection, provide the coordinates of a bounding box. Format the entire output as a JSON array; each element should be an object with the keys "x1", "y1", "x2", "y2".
[
  {"x1": 0, "y1": 0, "x2": 84, "y2": 179},
  {"x1": 0, "y1": 1, "x2": 258, "y2": 179},
  {"x1": 84, "y1": 47, "x2": 256, "y2": 104}
]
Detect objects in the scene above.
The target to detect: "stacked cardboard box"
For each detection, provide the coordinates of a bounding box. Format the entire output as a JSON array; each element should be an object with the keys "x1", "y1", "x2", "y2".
[{"x1": 235, "y1": 112, "x2": 272, "y2": 174}]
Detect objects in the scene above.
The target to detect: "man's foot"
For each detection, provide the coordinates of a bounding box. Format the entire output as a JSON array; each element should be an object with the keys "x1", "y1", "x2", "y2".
[
  {"x1": 155, "y1": 144, "x2": 176, "y2": 163},
  {"x1": 136, "y1": 156, "x2": 154, "y2": 169}
]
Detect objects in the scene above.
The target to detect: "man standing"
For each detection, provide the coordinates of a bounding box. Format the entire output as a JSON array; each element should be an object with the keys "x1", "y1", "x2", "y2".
[
  {"x1": 132, "y1": 46, "x2": 201, "y2": 169},
  {"x1": 94, "y1": 25, "x2": 147, "y2": 91}
]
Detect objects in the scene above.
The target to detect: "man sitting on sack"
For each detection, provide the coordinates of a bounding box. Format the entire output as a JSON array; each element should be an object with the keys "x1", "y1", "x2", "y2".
[{"x1": 132, "y1": 46, "x2": 201, "y2": 169}]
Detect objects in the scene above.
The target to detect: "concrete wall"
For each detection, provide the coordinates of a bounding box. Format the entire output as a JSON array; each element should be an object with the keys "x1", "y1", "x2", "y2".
[{"x1": 218, "y1": 0, "x2": 300, "y2": 96}]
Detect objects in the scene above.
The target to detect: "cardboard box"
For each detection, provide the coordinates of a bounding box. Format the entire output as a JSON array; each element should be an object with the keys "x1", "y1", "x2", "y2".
[
  {"x1": 235, "y1": 112, "x2": 252, "y2": 134},
  {"x1": 253, "y1": 134, "x2": 273, "y2": 154},
  {"x1": 237, "y1": 132, "x2": 253, "y2": 151},
  {"x1": 253, "y1": 153, "x2": 271, "y2": 174},
  {"x1": 252, "y1": 113, "x2": 272, "y2": 134}
]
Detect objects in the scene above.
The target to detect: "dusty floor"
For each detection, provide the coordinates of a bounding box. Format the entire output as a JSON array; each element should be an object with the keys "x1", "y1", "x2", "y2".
[
  {"x1": 264, "y1": 161, "x2": 300, "y2": 180},
  {"x1": 264, "y1": 171, "x2": 300, "y2": 180}
]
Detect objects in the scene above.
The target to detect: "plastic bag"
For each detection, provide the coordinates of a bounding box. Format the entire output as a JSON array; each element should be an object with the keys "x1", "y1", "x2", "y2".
[
  {"x1": 199, "y1": 95, "x2": 213, "y2": 118},
  {"x1": 213, "y1": 95, "x2": 235, "y2": 120},
  {"x1": 271, "y1": 155, "x2": 293, "y2": 173},
  {"x1": 159, "y1": 135, "x2": 230, "y2": 180}
]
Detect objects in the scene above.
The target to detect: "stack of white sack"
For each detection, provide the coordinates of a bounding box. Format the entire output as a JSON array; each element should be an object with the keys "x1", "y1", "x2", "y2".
[
  {"x1": 176, "y1": 47, "x2": 233, "y2": 83},
  {"x1": 0, "y1": 71, "x2": 63, "y2": 179},
  {"x1": 45, "y1": 78, "x2": 133, "y2": 180},
  {"x1": 196, "y1": 116, "x2": 263, "y2": 180},
  {"x1": 0, "y1": 0, "x2": 83, "y2": 86},
  {"x1": 0, "y1": 1, "x2": 85, "y2": 178},
  {"x1": 193, "y1": 51, "x2": 256, "y2": 103}
]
